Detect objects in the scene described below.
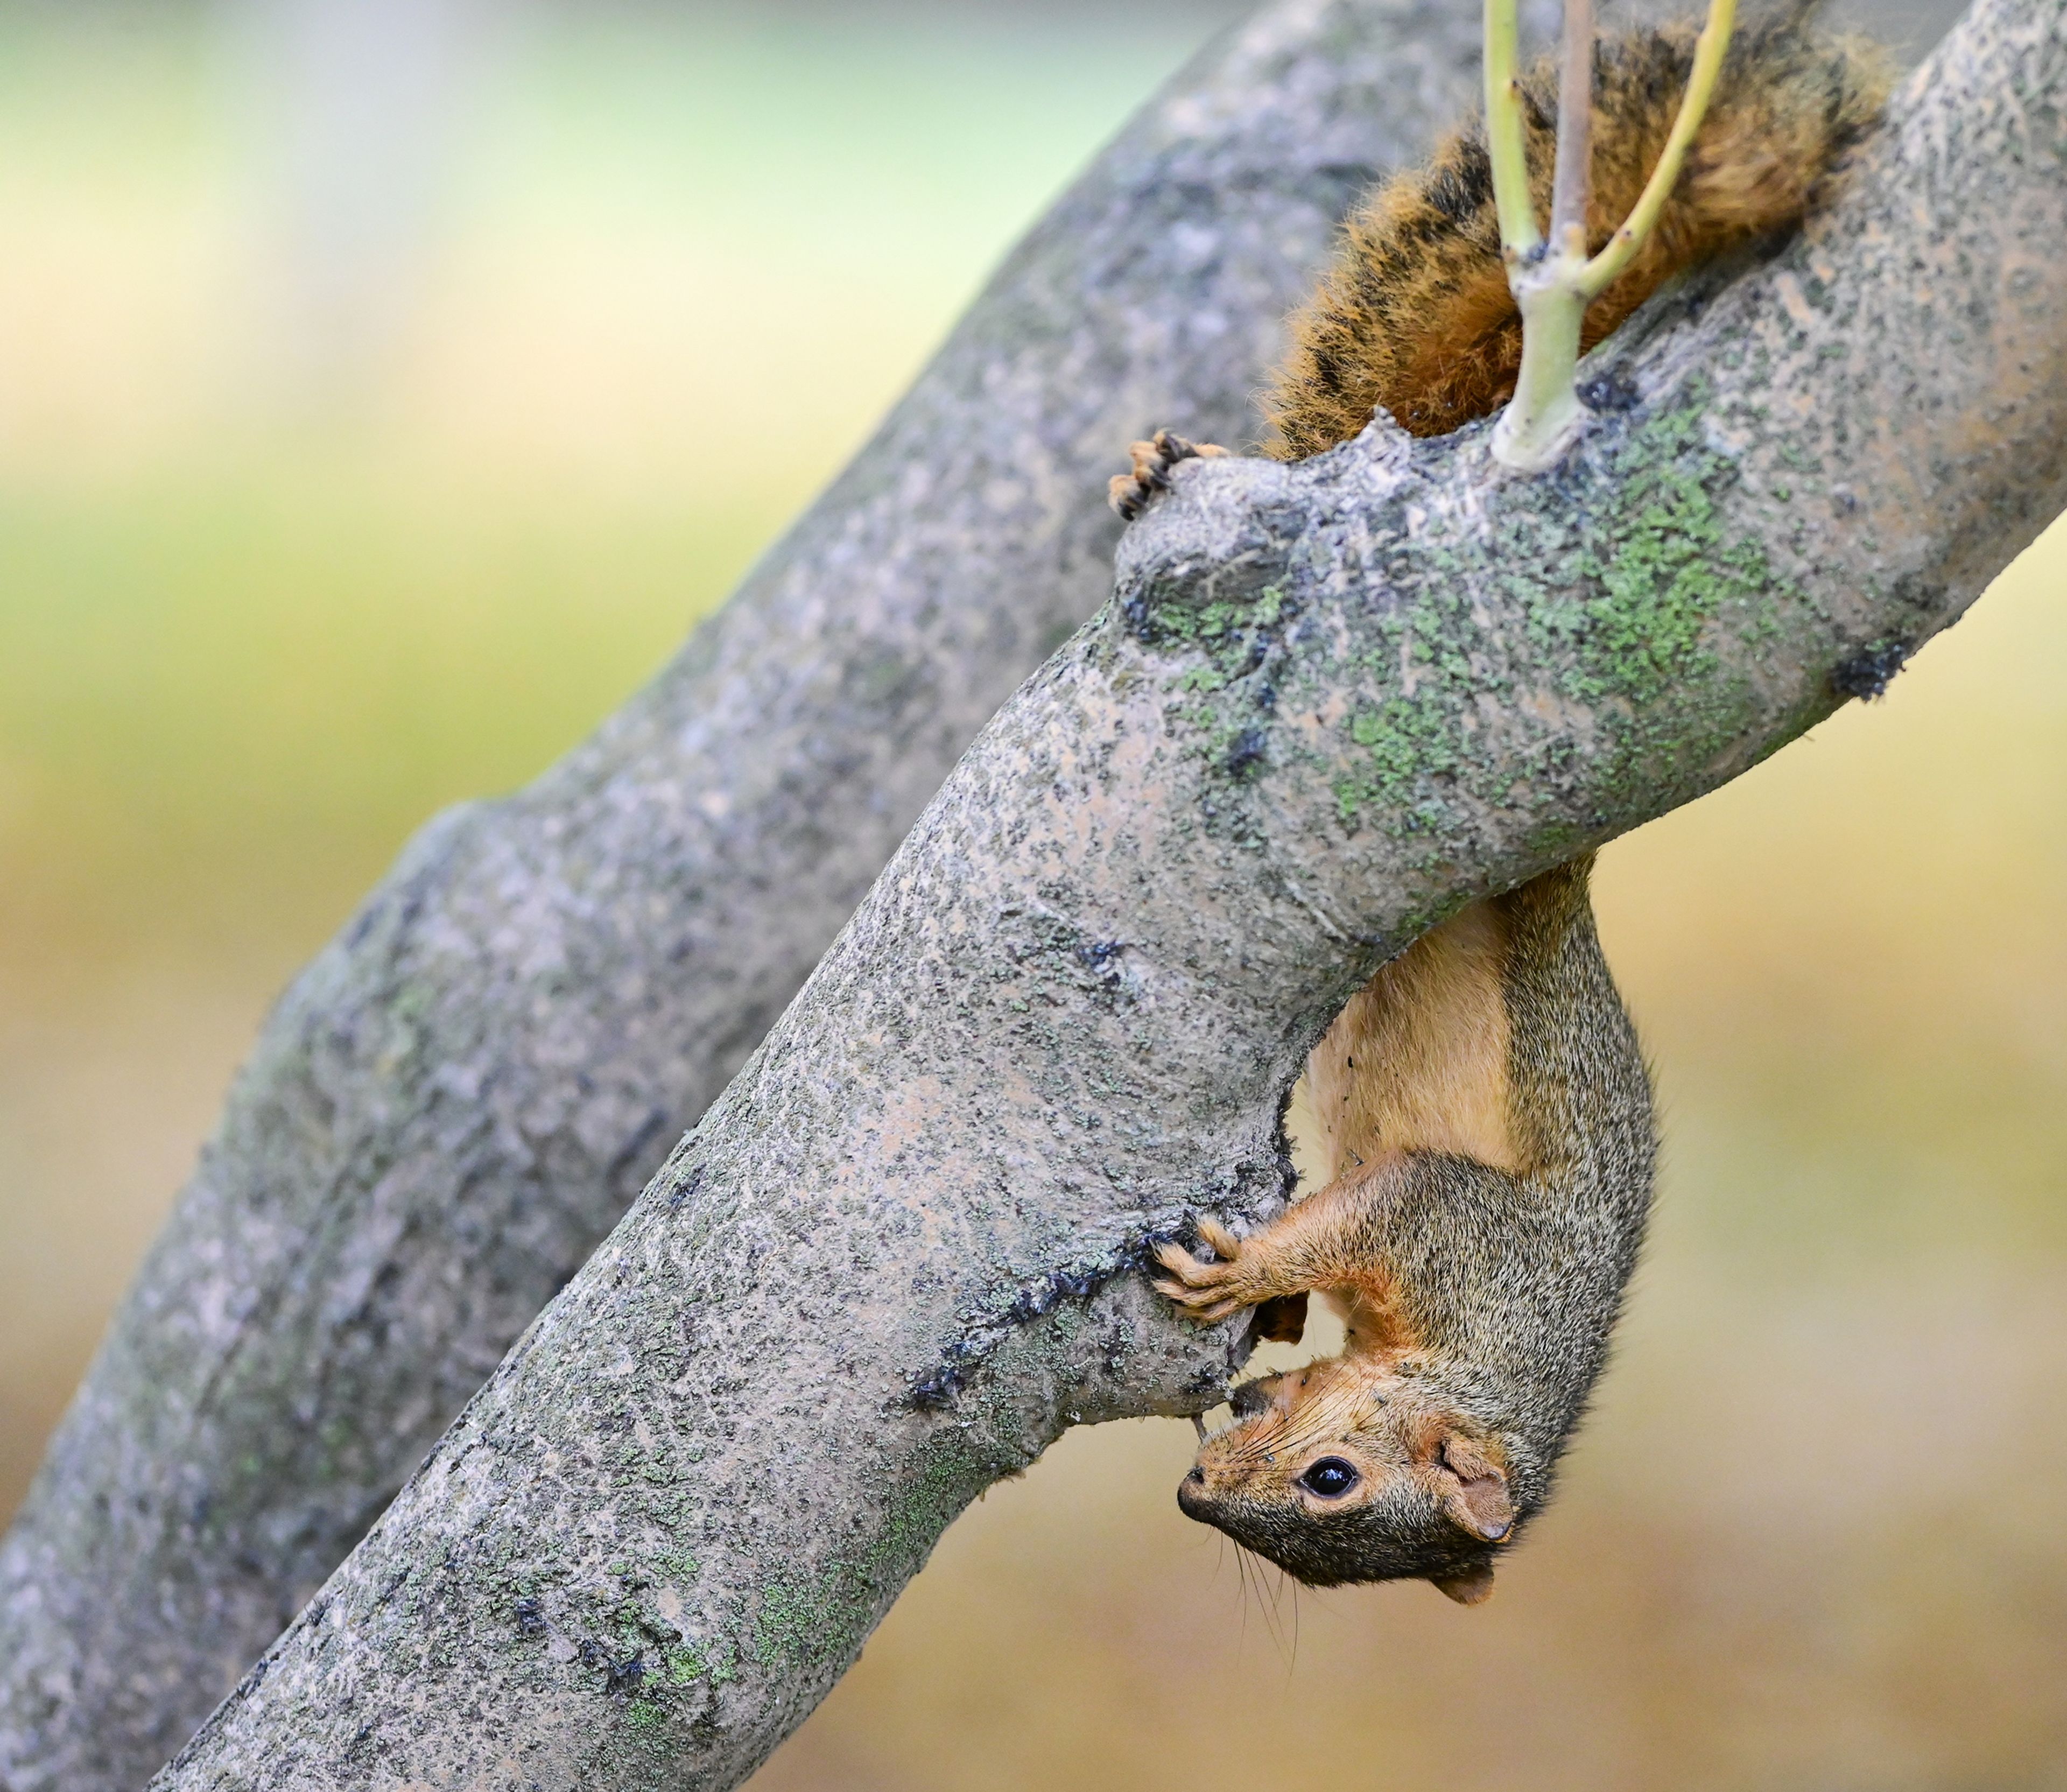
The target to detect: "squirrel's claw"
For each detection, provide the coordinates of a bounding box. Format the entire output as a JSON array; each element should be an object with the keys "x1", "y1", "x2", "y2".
[
  {"x1": 1195, "y1": 1217, "x2": 1244, "y2": 1261},
  {"x1": 1155, "y1": 1224, "x2": 1259, "y2": 1326},
  {"x1": 1108, "y1": 430, "x2": 1228, "y2": 521},
  {"x1": 1152, "y1": 1242, "x2": 1217, "y2": 1287},
  {"x1": 1155, "y1": 1280, "x2": 1245, "y2": 1325}
]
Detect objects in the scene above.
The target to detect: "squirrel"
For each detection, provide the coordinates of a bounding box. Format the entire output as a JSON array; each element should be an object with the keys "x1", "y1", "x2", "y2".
[
  {"x1": 1122, "y1": 11, "x2": 1890, "y2": 1600},
  {"x1": 1155, "y1": 862, "x2": 1649, "y2": 1602}
]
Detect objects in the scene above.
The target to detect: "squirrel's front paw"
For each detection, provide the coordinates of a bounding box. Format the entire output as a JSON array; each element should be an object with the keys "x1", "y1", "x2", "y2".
[
  {"x1": 1153, "y1": 1218, "x2": 1274, "y2": 1324},
  {"x1": 1108, "y1": 430, "x2": 1228, "y2": 521}
]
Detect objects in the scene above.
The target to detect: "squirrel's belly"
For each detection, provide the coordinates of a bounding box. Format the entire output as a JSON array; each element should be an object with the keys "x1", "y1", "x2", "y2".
[{"x1": 1305, "y1": 901, "x2": 1523, "y2": 1181}]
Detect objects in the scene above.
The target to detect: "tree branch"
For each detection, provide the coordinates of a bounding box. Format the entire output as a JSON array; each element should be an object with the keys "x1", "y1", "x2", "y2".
[
  {"x1": 145, "y1": 0, "x2": 2067, "y2": 1784},
  {"x1": 0, "y1": 5, "x2": 1495, "y2": 1788}
]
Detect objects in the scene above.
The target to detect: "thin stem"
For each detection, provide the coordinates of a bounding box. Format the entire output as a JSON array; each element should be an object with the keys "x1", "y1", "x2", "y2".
[
  {"x1": 1496, "y1": 278, "x2": 1588, "y2": 468},
  {"x1": 1580, "y1": 0, "x2": 1738, "y2": 297},
  {"x1": 1483, "y1": 0, "x2": 1540, "y2": 256},
  {"x1": 1492, "y1": 0, "x2": 1594, "y2": 469},
  {"x1": 1550, "y1": 0, "x2": 1594, "y2": 254}
]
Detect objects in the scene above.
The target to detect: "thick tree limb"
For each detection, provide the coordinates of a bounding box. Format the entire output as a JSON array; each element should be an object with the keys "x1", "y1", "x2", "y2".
[
  {"x1": 0, "y1": 5, "x2": 1494, "y2": 1789},
  {"x1": 143, "y1": 0, "x2": 2067, "y2": 1784}
]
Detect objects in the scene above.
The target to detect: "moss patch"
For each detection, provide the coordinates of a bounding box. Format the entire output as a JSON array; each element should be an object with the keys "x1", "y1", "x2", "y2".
[
  {"x1": 1141, "y1": 391, "x2": 1814, "y2": 844},
  {"x1": 747, "y1": 1435, "x2": 981, "y2": 1674}
]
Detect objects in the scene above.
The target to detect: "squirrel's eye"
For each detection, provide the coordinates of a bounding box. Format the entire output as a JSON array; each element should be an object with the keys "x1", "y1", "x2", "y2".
[{"x1": 1299, "y1": 1457, "x2": 1360, "y2": 1499}]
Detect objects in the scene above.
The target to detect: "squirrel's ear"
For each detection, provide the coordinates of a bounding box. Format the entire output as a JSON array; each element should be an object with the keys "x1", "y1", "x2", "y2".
[
  {"x1": 1434, "y1": 1434, "x2": 1515, "y2": 1543},
  {"x1": 1431, "y1": 1562, "x2": 1497, "y2": 1605}
]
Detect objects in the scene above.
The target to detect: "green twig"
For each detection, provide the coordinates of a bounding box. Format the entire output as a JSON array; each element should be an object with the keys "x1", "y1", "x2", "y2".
[
  {"x1": 1483, "y1": 0, "x2": 1540, "y2": 256},
  {"x1": 1492, "y1": 0, "x2": 1738, "y2": 469},
  {"x1": 1580, "y1": 0, "x2": 1739, "y2": 297}
]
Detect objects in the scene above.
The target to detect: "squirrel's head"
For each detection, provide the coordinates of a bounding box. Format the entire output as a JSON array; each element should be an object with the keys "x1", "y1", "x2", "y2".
[{"x1": 1176, "y1": 1354, "x2": 1518, "y2": 1600}]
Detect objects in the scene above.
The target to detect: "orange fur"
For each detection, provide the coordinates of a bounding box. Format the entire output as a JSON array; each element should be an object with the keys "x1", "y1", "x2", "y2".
[
  {"x1": 1306, "y1": 901, "x2": 1522, "y2": 1181},
  {"x1": 1165, "y1": 1171, "x2": 1425, "y2": 1352},
  {"x1": 1265, "y1": 11, "x2": 1892, "y2": 453}
]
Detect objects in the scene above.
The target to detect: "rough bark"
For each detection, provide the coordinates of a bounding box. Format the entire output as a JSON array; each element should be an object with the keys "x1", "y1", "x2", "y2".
[
  {"x1": 0, "y1": 5, "x2": 1496, "y2": 1789},
  {"x1": 143, "y1": 0, "x2": 2067, "y2": 1783}
]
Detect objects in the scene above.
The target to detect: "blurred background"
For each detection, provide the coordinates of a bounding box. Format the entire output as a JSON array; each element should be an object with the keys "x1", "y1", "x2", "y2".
[{"x1": 2, "y1": 1, "x2": 2059, "y2": 1788}]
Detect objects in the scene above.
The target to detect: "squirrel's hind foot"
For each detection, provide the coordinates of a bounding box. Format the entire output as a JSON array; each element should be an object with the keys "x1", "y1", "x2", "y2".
[{"x1": 1108, "y1": 429, "x2": 1227, "y2": 521}]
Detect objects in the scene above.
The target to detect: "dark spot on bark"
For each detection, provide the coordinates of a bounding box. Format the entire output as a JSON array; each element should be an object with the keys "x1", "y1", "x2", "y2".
[
  {"x1": 1074, "y1": 940, "x2": 1123, "y2": 973},
  {"x1": 906, "y1": 1253, "x2": 1138, "y2": 1408},
  {"x1": 666, "y1": 1162, "x2": 706, "y2": 1213},
  {"x1": 1830, "y1": 641, "x2": 1909, "y2": 700},
  {"x1": 1223, "y1": 727, "x2": 1268, "y2": 778},
  {"x1": 1134, "y1": 1229, "x2": 1179, "y2": 1267},
  {"x1": 907, "y1": 1366, "x2": 966, "y2": 1410},
  {"x1": 230, "y1": 1656, "x2": 269, "y2": 1703},
  {"x1": 1577, "y1": 366, "x2": 1641, "y2": 413},
  {"x1": 1070, "y1": 936, "x2": 1136, "y2": 1010},
  {"x1": 1101, "y1": 1321, "x2": 1130, "y2": 1378},
  {"x1": 607, "y1": 1654, "x2": 646, "y2": 1696}
]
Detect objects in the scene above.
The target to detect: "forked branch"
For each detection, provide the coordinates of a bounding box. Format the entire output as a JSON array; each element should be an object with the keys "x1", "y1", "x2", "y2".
[{"x1": 1488, "y1": 0, "x2": 1740, "y2": 468}]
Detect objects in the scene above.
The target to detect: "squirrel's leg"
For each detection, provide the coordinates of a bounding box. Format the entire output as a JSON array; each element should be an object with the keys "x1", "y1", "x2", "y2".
[
  {"x1": 1107, "y1": 429, "x2": 1228, "y2": 521},
  {"x1": 1154, "y1": 1156, "x2": 1414, "y2": 1344}
]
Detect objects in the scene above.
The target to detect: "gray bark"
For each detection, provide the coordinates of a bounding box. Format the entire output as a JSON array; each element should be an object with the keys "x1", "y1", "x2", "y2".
[
  {"x1": 139, "y1": 0, "x2": 2067, "y2": 1783},
  {"x1": 0, "y1": 5, "x2": 1495, "y2": 1789}
]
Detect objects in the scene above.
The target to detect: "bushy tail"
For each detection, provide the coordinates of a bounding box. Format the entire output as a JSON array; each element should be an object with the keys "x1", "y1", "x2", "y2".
[{"x1": 1264, "y1": 10, "x2": 1893, "y2": 456}]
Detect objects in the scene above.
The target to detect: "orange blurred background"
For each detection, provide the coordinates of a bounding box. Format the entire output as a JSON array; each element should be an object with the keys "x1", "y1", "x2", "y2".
[{"x1": 3, "y1": 4, "x2": 2061, "y2": 1788}]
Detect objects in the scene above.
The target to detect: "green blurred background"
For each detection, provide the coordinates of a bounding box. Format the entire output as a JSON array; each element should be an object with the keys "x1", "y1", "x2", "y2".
[{"x1": 3, "y1": 2, "x2": 2063, "y2": 1788}]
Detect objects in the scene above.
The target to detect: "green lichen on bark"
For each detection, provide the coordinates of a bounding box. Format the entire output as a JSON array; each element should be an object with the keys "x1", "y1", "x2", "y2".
[
  {"x1": 1128, "y1": 575, "x2": 1289, "y2": 656},
  {"x1": 1127, "y1": 389, "x2": 1818, "y2": 847},
  {"x1": 1275, "y1": 393, "x2": 1809, "y2": 835},
  {"x1": 557, "y1": 1433, "x2": 982, "y2": 1698},
  {"x1": 1541, "y1": 395, "x2": 1791, "y2": 694}
]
